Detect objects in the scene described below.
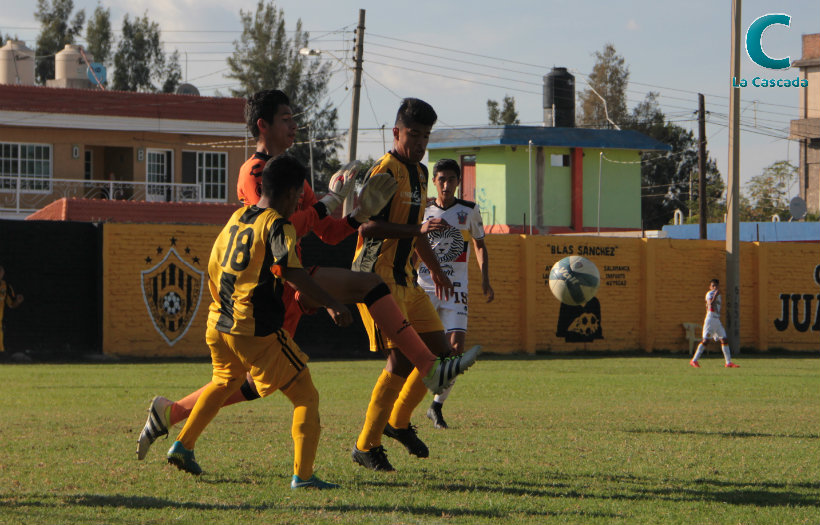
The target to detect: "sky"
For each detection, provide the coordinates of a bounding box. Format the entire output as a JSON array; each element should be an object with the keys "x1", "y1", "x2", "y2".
[{"x1": 4, "y1": 0, "x2": 819, "y2": 196}]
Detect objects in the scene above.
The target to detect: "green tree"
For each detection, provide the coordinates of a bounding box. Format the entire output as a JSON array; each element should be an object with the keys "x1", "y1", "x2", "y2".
[
  {"x1": 33, "y1": 0, "x2": 85, "y2": 84},
  {"x1": 85, "y1": 4, "x2": 112, "y2": 66},
  {"x1": 226, "y1": 0, "x2": 339, "y2": 188},
  {"x1": 111, "y1": 13, "x2": 181, "y2": 92},
  {"x1": 487, "y1": 95, "x2": 520, "y2": 125},
  {"x1": 578, "y1": 43, "x2": 629, "y2": 129},
  {"x1": 625, "y1": 92, "x2": 724, "y2": 229},
  {"x1": 743, "y1": 160, "x2": 797, "y2": 221}
]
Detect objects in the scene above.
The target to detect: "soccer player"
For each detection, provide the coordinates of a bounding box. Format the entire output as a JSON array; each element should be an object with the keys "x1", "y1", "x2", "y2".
[
  {"x1": 166, "y1": 154, "x2": 351, "y2": 487},
  {"x1": 416, "y1": 159, "x2": 494, "y2": 429},
  {"x1": 690, "y1": 278, "x2": 740, "y2": 368},
  {"x1": 138, "y1": 90, "x2": 475, "y2": 461},
  {"x1": 0, "y1": 265, "x2": 24, "y2": 355},
  {"x1": 350, "y1": 98, "x2": 481, "y2": 472}
]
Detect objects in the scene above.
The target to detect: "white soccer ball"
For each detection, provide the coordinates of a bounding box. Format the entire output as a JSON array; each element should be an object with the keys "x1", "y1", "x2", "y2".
[{"x1": 548, "y1": 256, "x2": 600, "y2": 306}]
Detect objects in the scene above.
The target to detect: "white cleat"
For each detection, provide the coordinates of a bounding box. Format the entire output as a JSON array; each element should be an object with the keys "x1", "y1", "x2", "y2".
[
  {"x1": 136, "y1": 396, "x2": 173, "y2": 460},
  {"x1": 422, "y1": 345, "x2": 481, "y2": 395}
]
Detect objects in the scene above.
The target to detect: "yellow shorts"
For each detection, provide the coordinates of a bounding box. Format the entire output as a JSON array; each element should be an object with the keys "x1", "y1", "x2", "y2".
[
  {"x1": 357, "y1": 282, "x2": 443, "y2": 352},
  {"x1": 206, "y1": 326, "x2": 309, "y2": 398}
]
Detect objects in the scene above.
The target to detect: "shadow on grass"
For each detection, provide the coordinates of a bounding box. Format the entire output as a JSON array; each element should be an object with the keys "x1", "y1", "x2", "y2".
[{"x1": 624, "y1": 427, "x2": 819, "y2": 439}]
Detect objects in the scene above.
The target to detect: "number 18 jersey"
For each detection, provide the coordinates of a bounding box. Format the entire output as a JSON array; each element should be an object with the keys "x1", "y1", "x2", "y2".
[
  {"x1": 417, "y1": 199, "x2": 484, "y2": 294},
  {"x1": 207, "y1": 205, "x2": 302, "y2": 337}
]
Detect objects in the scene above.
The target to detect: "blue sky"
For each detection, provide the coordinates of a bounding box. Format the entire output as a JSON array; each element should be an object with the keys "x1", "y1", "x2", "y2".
[{"x1": 4, "y1": 0, "x2": 819, "y2": 193}]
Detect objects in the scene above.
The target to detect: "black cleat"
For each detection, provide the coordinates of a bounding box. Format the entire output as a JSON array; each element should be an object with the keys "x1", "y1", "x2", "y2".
[
  {"x1": 352, "y1": 444, "x2": 395, "y2": 471},
  {"x1": 384, "y1": 423, "x2": 429, "y2": 458},
  {"x1": 426, "y1": 402, "x2": 448, "y2": 429}
]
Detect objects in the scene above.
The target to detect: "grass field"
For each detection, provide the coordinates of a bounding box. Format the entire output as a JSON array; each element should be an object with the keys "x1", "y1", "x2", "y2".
[{"x1": 0, "y1": 354, "x2": 817, "y2": 525}]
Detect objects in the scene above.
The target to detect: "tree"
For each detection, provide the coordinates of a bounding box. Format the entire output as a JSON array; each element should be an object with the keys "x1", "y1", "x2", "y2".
[
  {"x1": 743, "y1": 160, "x2": 798, "y2": 221},
  {"x1": 33, "y1": 0, "x2": 85, "y2": 84},
  {"x1": 487, "y1": 95, "x2": 520, "y2": 125},
  {"x1": 85, "y1": 4, "x2": 112, "y2": 66},
  {"x1": 226, "y1": 0, "x2": 339, "y2": 189},
  {"x1": 111, "y1": 13, "x2": 181, "y2": 92},
  {"x1": 578, "y1": 43, "x2": 629, "y2": 129},
  {"x1": 625, "y1": 92, "x2": 724, "y2": 229}
]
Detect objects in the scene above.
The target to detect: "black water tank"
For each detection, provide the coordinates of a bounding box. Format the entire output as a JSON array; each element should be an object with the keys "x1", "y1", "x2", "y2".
[{"x1": 543, "y1": 67, "x2": 575, "y2": 127}]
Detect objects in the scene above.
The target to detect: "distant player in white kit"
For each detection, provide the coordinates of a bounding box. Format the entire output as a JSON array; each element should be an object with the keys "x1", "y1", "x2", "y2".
[
  {"x1": 417, "y1": 159, "x2": 494, "y2": 428},
  {"x1": 690, "y1": 278, "x2": 739, "y2": 368}
]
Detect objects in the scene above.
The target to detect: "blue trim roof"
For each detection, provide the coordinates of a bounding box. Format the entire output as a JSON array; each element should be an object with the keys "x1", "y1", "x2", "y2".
[{"x1": 428, "y1": 126, "x2": 671, "y2": 152}]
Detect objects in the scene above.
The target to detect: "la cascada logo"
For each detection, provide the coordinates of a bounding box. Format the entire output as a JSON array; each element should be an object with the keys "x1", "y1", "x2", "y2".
[{"x1": 732, "y1": 13, "x2": 808, "y2": 88}]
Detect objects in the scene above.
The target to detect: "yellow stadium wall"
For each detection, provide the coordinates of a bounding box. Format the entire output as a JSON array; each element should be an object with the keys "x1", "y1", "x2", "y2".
[
  {"x1": 464, "y1": 235, "x2": 820, "y2": 354},
  {"x1": 101, "y1": 225, "x2": 819, "y2": 357},
  {"x1": 103, "y1": 223, "x2": 219, "y2": 357}
]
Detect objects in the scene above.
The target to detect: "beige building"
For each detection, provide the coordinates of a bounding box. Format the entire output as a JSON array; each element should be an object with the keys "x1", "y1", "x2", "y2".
[
  {"x1": 0, "y1": 41, "x2": 249, "y2": 219},
  {"x1": 790, "y1": 33, "x2": 820, "y2": 214}
]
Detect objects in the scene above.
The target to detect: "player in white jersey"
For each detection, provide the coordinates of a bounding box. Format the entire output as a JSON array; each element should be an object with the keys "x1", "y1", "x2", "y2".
[
  {"x1": 417, "y1": 159, "x2": 494, "y2": 428},
  {"x1": 690, "y1": 278, "x2": 739, "y2": 368}
]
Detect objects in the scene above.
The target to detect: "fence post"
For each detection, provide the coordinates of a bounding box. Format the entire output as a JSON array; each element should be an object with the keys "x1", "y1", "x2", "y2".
[{"x1": 519, "y1": 234, "x2": 537, "y2": 354}]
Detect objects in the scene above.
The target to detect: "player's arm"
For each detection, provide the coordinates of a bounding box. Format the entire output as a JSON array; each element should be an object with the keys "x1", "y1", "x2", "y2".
[
  {"x1": 6, "y1": 285, "x2": 22, "y2": 308},
  {"x1": 359, "y1": 217, "x2": 450, "y2": 239},
  {"x1": 414, "y1": 236, "x2": 453, "y2": 300},
  {"x1": 279, "y1": 267, "x2": 352, "y2": 327},
  {"x1": 237, "y1": 166, "x2": 262, "y2": 206},
  {"x1": 472, "y1": 237, "x2": 494, "y2": 303}
]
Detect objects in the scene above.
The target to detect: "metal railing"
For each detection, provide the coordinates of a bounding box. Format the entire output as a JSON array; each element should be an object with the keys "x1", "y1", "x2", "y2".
[{"x1": 0, "y1": 177, "x2": 204, "y2": 215}]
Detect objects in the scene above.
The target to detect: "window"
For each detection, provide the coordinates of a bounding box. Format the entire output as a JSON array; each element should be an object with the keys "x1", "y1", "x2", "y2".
[
  {"x1": 0, "y1": 142, "x2": 52, "y2": 192},
  {"x1": 84, "y1": 150, "x2": 93, "y2": 180},
  {"x1": 182, "y1": 151, "x2": 228, "y2": 202},
  {"x1": 551, "y1": 154, "x2": 570, "y2": 167},
  {"x1": 197, "y1": 152, "x2": 227, "y2": 201}
]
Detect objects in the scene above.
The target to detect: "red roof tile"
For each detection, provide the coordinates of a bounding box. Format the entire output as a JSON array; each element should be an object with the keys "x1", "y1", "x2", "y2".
[
  {"x1": 26, "y1": 198, "x2": 241, "y2": 224},
  {"x1": 0, "y1": 84, "x2": 244, "y2": 123}
]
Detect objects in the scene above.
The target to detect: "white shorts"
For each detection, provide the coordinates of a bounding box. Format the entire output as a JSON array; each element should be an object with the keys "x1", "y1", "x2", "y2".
[
  {"x1": 428, "y1": 291, "x2": 468, "y2": 333},
  {"x1": 702, "y1": 316, "x2": 726, "y2": 341}
]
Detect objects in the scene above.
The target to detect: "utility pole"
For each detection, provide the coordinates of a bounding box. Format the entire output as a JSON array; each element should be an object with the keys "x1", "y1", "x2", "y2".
[
  {"x1": 726, "y1": 0, "x2": 742, "y2": 354},
  {"x1": 698, "y1": 93, "x2": 707, "y2": 239},
  {"x1": 343, "y1": 8, "x2": 365, "y2": 216}
]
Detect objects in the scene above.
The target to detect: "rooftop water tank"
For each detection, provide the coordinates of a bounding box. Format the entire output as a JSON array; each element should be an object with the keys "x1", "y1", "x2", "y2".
[
  {"x1": 55, "y1": 44, "x2": 91, "y2": 80},
  {"x1": 0, "y1": 40, "x2": 36, "y2": 86},
  {"x1": 543, "y1": 67, "x2": 575, "y2": 127}
]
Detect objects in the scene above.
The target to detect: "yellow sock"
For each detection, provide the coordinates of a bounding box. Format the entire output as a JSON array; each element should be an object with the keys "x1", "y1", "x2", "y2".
[
  {"x1": 176, "y1": 377, "x2": 241, "y2": 450},
  {"x1": 282, "y1": 369, "x2": 320, "y2": 480},
  {"x1": 388, "y1": 368, "x2": 428, "y2": 430},
  {"x1": 356, "y1": 369, "x2": 405, "y2": 452}
]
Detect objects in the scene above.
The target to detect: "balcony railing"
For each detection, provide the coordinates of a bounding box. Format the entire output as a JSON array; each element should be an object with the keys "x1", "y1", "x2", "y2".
[{"x1": 0, "y1": 177, "x2": 203, "y2": 215}]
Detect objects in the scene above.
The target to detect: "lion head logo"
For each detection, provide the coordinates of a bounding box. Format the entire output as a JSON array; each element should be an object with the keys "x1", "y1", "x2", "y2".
[
  {"x1": 568, "y1": 313, "x2": 600, "y2": 336},
  {"x1": 427, "y1": 227, "x2": 464, "y2": 263}
]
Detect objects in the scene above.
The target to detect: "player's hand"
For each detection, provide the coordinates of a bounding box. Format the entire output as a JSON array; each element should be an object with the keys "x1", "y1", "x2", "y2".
[
  {"x1": 483, "y1": 281, "x2": 494, "y2": 303},
  {"x1": 420, "y1": 218, "x2": 450, "y2": 235},
  {"x1": 433, "y1": 272, "x2": 454, "y2": 301},
  {"x1": 319, "y1": 160, "x2": 362, "y2": 214},
  {"x1": 352, "y1": 173, "x2": 397, "y2": 223},
  {"x1": 326, "y1": 301, "x2": 353, "y2": 327},
  {"x1": 14, "y1": 294, "x2": 24, "y2": 306}
]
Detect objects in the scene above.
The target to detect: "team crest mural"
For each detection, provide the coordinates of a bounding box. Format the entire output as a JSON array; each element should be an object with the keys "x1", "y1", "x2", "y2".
[{"x1": 141, "y1": 238, "x2": 204, "y2": 346}]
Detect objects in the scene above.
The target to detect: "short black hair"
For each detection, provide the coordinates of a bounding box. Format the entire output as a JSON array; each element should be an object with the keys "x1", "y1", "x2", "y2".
[
  {"x1": 433, "y1": 158, "x2": 461, "y2": 180},
  {"x1": 261, "y1": 154, "x2": 306, "y2": 199},
  {"x1": 245, "y1": 89, "x2": 291, "y2": 138},
  {"x1": 395, "y1": 97, "x2": 437, "y2": 128},
  {"x1": 710, "y1": 278, "x2": 720, "y2": 286}
]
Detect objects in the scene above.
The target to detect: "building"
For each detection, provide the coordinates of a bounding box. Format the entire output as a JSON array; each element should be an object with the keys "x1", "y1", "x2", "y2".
[
  {"x1": 427, "y1": 126, "x2": 671, "y2": 234},
  {"x1": 0, "y1": 43, "x2": 248, "y2": 219},
  {"x1": 790, "y1": 33, "x2": 820, "y2": 214}
]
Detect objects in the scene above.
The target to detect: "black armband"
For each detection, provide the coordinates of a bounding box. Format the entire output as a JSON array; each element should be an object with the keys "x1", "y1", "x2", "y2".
[{"x1": 313, "y1": 201, "x2": 329, "y2": 219}]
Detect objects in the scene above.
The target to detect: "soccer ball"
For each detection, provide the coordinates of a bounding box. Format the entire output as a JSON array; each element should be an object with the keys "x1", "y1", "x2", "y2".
[{"x1": 548, "y1": 256, "x2": 600, "y2": 306}]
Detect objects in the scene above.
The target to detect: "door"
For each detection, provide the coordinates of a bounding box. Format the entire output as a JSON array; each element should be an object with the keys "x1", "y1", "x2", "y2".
[
  {"x1": 460, "y1": 155, "x2": 476, "y2": 201},
  {"x1": 146, "y1": 149, "x2": 172, "y2": 202}
]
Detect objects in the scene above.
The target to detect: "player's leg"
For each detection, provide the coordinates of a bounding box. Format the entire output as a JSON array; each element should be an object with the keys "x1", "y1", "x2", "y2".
[
  {"x1": 281, "y1": 367, "x2": 338, "y2": 489},
  {"x1": 352, "y1": 348, "x2": 414, "y2": 471},
  {"x1": 691, "y1": 320, "x2": 711, "y2": 367},
  {"x1": 168, "y1": 328, "x2": 245, "y2": 475},
  {"x1": 717, "y1": 322, "x2": 738, "y2": 367},
  {"x1": 306, "y1": 267, "x2": 478, "y2": 383}
]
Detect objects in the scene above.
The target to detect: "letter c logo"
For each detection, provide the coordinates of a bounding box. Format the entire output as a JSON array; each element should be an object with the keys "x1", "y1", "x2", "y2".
[{"x1": 746, "y1": 13, "x2": 791, "y2": 70}]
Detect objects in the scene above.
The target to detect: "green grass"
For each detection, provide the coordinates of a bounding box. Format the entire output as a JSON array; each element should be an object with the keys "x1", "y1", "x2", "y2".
[{"x1": 0, "y1": 355, "x2": 817, "y2": 524}]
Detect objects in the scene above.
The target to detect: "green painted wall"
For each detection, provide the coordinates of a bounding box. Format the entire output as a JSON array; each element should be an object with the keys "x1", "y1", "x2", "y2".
[
  {"x1": 429, "y1": 145, "x2": 641, "y2": 229},
  {"x1": 581, "y1": 149, "x2": 641, "y2": 229}
]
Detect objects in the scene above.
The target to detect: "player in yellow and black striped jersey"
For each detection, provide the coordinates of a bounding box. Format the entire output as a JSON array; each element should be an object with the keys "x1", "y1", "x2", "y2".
[
  {"x1": 168, "y1": 155, "x2": 352, "y2": 489},
  {"x1": 350, "y1": 98, "x2": 481, "y2": 472},
  {"x1": 0, "y1": 265, "x2": 24, "y2": 354}
]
